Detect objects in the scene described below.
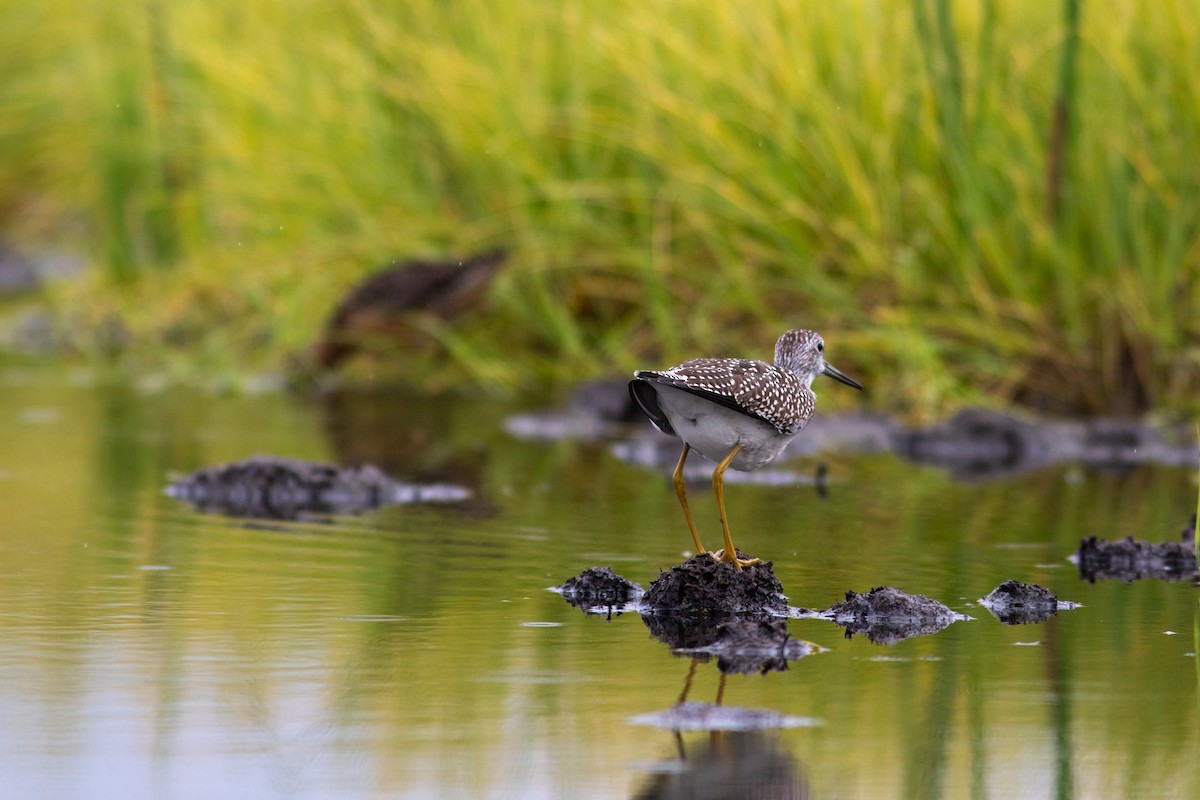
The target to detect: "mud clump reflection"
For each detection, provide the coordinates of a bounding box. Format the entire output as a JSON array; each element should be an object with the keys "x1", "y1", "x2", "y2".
[
  {"x1": 979, "y1": 580, "x2": 1073, "y2": 624},
  {"x1": 650, "y1": 617, "x2": 821, "y2": 676},
  {"x1": 166, "y1": 455, "x2": 470, "y2": 519},
  {"x1": 821, "y1": 586, "x2": 966, "y2": 645},
  {"x1": 1073, "y1": 517, "x2": 1198, "y2": 583},
  {"x1": 641, "y1": 554, "x2": 788, "y2": 616}
]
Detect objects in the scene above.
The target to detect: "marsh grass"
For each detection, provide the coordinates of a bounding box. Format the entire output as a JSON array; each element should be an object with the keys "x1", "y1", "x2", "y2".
[{"x1": 3, "y1": 0, "x2": 1200, "y2": 413}]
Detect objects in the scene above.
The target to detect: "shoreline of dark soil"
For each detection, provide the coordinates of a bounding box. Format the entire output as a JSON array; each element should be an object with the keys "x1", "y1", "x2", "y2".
[{"x1": 509, "y1": 381, "x2": 1198, "y2": 481}]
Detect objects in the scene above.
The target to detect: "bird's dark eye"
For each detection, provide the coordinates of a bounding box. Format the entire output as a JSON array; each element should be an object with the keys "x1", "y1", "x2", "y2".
[{"x1": 817, "y1": 342, "x2": 824, "y2": 353}]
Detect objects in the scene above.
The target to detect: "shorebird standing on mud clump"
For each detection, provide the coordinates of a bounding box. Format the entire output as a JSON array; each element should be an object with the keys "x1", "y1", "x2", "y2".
[{"x1": 629, "y1": 329, "x2": 862, "y2": 571}]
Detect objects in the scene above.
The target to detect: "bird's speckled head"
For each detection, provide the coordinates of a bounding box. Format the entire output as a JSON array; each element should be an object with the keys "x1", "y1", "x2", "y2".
[
  {"x1": 773, "y1": 329, "x2": 862, "y2": 392},
  {"x1": 773, "y1": 329, "x2": 825, "y2": 382}
]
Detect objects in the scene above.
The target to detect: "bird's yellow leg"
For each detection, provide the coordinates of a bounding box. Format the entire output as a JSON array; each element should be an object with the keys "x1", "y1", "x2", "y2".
[
  {"x1": 709, "y1": 673, "x2": 729, "y2": 754},
  {"x1": 672, "y1": 443, "x2": 707, "y2": 555},
  {"x1": 711, "y1": 443, "x2": 762, "y2": 571},
  {"x1": 677, "y1": 657, "x2": 700, "y2": 706}
]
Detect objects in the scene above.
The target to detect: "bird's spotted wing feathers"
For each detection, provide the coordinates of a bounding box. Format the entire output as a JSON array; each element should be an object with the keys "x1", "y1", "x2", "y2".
[{"x1": 634, "y1": 358, "x2": 813, "y2": 435}]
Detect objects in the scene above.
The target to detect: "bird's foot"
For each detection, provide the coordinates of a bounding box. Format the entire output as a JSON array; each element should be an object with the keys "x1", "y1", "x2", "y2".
[{"x1": 708, "y1": 549, "x2": 762, "y2": 571}]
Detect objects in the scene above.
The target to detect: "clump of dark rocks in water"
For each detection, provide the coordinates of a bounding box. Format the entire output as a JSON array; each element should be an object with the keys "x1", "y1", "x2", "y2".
[
  {"x1": 166, "y1": 455, "x2": 470, "y2": 519},
  {"x1": 640, "y1": 553, "x2": 788, "y2": 617},
  {"x1": 1073, "y1": 517, "x2": 1198, "y2": 583},
  {"x1": 556, "y1": 563, "x2": 975, "y2": 649},
  {"x1": 557, "y1": 566, "x2": 643, "y2": 615},
  {"x1": 978, "y1": 580, "x2": 1074, "y2": 625},
  {"x1": 556, "y1": 557, "x2": 822, "y2": 673},
  {"x1": 820, "y1": 586, "x2": 966, "y2": 645}
]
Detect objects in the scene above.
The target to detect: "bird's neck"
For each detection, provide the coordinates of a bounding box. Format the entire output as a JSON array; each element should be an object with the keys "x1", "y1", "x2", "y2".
[{"x1": 777, "y1": 363, "x2": 816, "y2": 391}]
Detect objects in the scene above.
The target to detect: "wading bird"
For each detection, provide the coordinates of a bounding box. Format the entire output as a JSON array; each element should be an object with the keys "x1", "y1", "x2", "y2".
[{"x1": 629, "y1": 329, "x2": 862, "y2": 570}]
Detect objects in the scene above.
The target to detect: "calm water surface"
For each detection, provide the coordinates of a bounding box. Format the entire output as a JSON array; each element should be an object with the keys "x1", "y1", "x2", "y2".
[{"x1": 0, "y1": 370, "x2": 1197, "y2": 799}]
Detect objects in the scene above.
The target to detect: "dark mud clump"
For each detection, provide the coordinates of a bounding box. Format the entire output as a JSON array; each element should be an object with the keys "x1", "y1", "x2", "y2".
[
  {"x1": 641, "y1": 554, "x2": 788, "y2": 616},
  {"x1": 310, "y1": 250, "x2": 506, "y2": 371},
  {"x1": 569, "y1": 378, "x2": 646, "y2": 424},
  {"x1": 557, "y1": 567, "x2": 644, "y2": 615},
  {"x1": 556, "y1": 563, "x2": 815, "y2": 671},
  {"x1": 1074, "y1": 518, "x2": 1198, "y2": 583},
  {"x1": 978, "y1": 580, "x2": 1065, "y2": 625},
  {"x1": 886, "y1": 409, "x2": 1197, "y2": 479},
  {"x1": 166, "y1": 455, "x2": 470, "y2": 519},
  {"x1": 894, "y1": 408, "x2": 1040, "y2": 480},
  {"x1": 822, "y1": 586, "x2": 965, "y2": 645},
  {"x1": 504, "y1": 379, "x2": 644, "y2": 440}
]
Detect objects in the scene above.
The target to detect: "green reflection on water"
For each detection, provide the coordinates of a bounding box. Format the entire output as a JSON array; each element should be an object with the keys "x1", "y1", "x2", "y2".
[{"x1": 0, "y1": 374, "x2": 1196, "y2": 798}]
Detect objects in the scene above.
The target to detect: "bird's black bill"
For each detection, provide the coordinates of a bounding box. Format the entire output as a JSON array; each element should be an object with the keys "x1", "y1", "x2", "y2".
[{"x1": 822, "y1": 362, "x2": 863, "y2": 390}]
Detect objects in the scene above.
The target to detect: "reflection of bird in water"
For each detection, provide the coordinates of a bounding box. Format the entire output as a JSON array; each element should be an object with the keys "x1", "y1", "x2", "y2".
[
  {"x1": 311, "y1": 249, "x2": 506, "y2": 370},
  {"x1": 632, "y1": 729, "x2": 808, "y2": 800},
  {"x1": 633, "y1": 659, "x2": 809, "y2": 800},
  {"x1": 630, "y1": 329, "x2": 861, "y2": 570}
]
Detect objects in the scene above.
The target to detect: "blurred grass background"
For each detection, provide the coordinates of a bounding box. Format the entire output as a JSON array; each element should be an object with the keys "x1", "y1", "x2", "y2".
[{"x1": 0, "y1": 0, "x2": 1198, "y2": 416}]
